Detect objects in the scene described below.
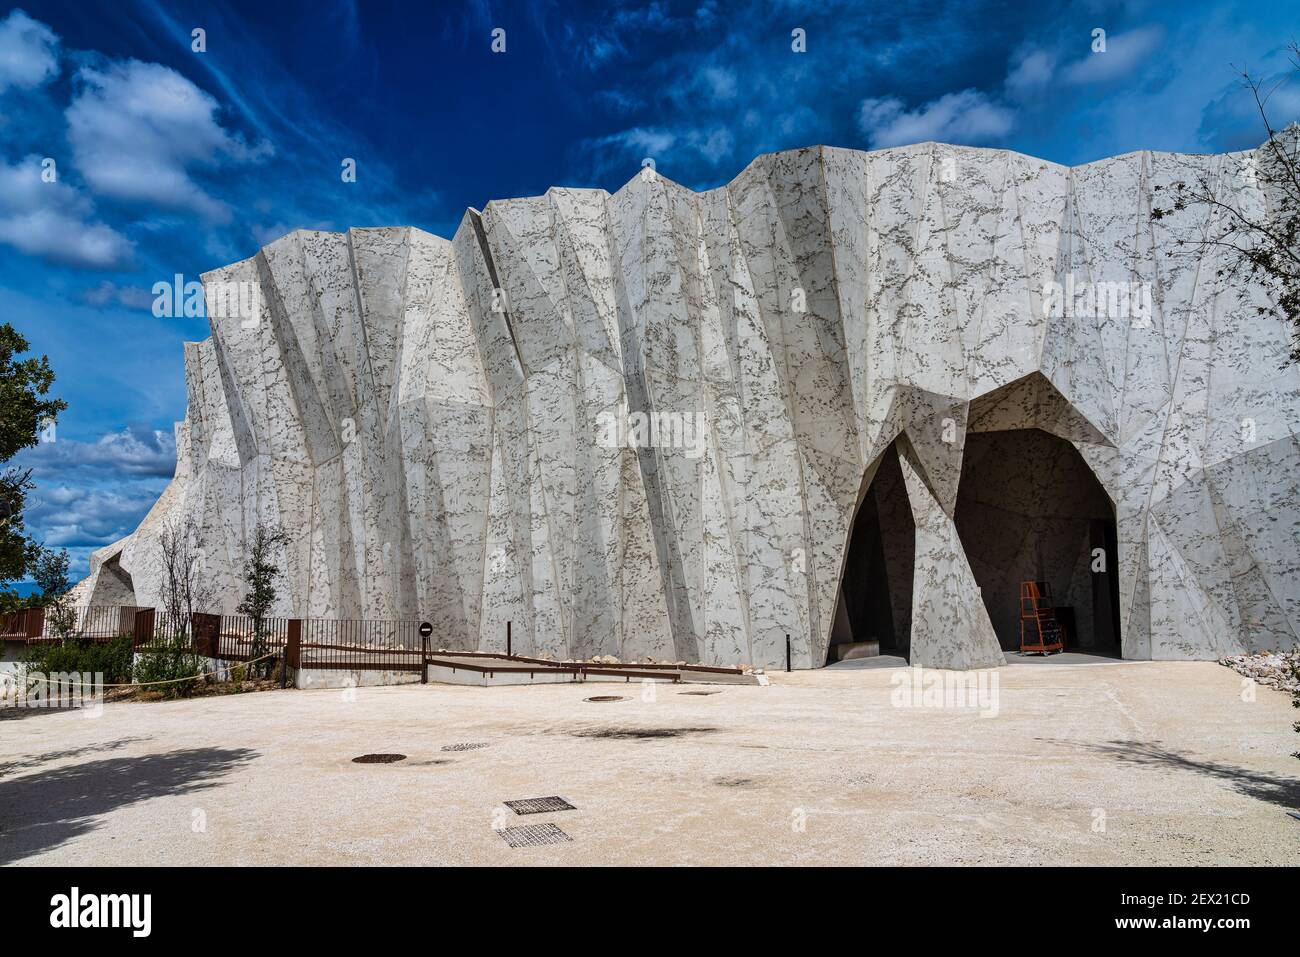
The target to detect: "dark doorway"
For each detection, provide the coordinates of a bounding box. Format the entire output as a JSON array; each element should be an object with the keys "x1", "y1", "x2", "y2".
[
  {"x1": 954, "y1": 428, "x2": 1121, "y2": 655},
  {"x1": 827, "y1": 442, "x2": 915, "y2": 664}
]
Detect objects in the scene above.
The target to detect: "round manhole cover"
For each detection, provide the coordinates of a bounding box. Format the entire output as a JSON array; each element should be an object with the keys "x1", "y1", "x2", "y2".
[
  {"x1": 584, "y1": 695, "x2": 626, "y2": 702},
  {"x1": 352, "y1": 753, "x2": 406, "y2": 764}
]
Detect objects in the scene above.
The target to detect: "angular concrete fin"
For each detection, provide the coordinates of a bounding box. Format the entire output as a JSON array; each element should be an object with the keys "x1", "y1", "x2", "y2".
[
  {"x1": 968, "y1": 371, "x2": 1112, "y2": 447},
  {"x1": 898, "y1": 388, "x2": 968, "y2": 517},
  {"x1": 897, "y1": 443, "x2": 1006, "y2": 670}
]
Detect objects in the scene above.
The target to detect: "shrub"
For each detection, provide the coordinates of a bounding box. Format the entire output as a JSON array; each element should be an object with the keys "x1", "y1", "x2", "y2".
[
  {"x1": 24, "y1": 635, "x2": 135, "y2": 684},
  {"x1": 133, "y1": 634, "x2": 204, "y2": 699}
]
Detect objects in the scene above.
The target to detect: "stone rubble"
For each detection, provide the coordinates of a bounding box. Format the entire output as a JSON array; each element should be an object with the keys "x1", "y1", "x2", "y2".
[{"x1": 1218, "y1": 650, "x2": 1300, "y2": 695}]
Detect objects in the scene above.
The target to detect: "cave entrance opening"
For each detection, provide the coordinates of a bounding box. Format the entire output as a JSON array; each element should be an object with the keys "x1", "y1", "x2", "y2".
[
  {"x1": 953, "y1": 427, "x2": 1121, "y2": 657},
  {"x1": 826, "y1": 442, "x2": 914, "y2": 666}
]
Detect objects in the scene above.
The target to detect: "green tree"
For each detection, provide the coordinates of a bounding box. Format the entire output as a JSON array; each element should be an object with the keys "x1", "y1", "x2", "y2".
[
  {"x1": 0, "y1": 323, "x2": 66, "y2": 606},
  {"x1": 31, "y1": 547, "x2": 74, "y2": 639},
  {"x1": 236, "y1": 522, "x2": 288, "y2": 677},
  {"x1": 32, "y1": 546, "x2": 70, "y2": 597}
]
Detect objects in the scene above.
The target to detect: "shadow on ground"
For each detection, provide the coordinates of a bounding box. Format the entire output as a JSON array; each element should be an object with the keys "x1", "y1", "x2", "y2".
[
  {"x1": 0, "y1": 736, "x2": 152, "y2": 777},
  {"x1": 0, "y1": 703, "x2": 96, "y2": 723},
  {"x1": 0, "y1": 747, "x2": 257, "y2": 863},
  {"x1": 1061, "y1": 739, "x2": 1300, "y2": 809}
]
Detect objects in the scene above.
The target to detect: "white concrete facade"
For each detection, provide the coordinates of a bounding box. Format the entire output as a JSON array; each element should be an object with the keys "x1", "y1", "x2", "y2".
[{"x1": 80, "y1": 140, "x2": 1300, "y2": 669}]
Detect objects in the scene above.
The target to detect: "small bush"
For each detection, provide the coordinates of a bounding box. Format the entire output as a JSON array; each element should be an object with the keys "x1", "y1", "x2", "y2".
[
  {"x1": 24, "y1": 635, "x2": 135, "y2": 684},
  {"x1": 133, "y1": 634, "x2": 204, "y2": 698}
]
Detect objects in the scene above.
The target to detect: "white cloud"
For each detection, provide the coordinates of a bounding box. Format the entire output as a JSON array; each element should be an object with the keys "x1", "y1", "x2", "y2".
[
  {"x1": 17, "y1": 427, "x2": 175, "y2": 560},
  {"x1": 858, "y1": 89, "x2": 1015, "y2": 148},
  {"x1": 27, "y1": 483, "x2": 167, "y2": 549},
  {"x1": 602, "y1": 126, "x2": 678, "y2": 158},
  {"x1": 0, "y1": 9, "x2": 59, "y2": 92},
  {"x1": 1060, "y1": 26, "x2": 1164, "y2": 85},
  {"x1": 66, "y1": 59, "x2": 272, "y2": 221},
  {"x1": 699, "y1": 66, "x2": 737, "y2": 102},
  {"x1": 0, "y1": 156, "x2": 133, "y2": 269},
  {"x1": 79, "y1": 280, "x2": 155, "y2": 310},
  {"x1": 1005, "y1": 48, "x2": 1055, "y2": 99},
  {"x1": 20, "y1": 425, "x2": 177, "y2": 479}
]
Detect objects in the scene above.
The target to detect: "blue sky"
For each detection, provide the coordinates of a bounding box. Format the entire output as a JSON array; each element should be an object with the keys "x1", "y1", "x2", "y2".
[{"x1": 0, "y1": 0, "x2": 1297, "y2": 582}]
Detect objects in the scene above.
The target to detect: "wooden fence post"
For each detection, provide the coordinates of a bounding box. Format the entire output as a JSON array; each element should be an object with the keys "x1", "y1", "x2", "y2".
[{"x1": 283, "y1": 619, "x2": 301, "y2": 689}]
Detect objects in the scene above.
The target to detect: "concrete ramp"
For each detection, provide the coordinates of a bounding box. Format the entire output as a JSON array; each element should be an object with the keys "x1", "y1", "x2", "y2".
[{"x1": 423, "y1": 651, "x2": 765, "y2": 687}]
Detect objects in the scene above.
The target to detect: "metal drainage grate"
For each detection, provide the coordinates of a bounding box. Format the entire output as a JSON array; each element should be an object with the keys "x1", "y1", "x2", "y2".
[
  {"x1": 441, "y1": 742, "x2": 489, "y2": 752},
  {"x1": 504, "y1": 796, "x2": 576, "y2": 815},
  {"x1": 496, "y1": 823, "x2": 572, "y2": 848},
  {"x1": 678, "y1": 690, "x2": 721, "y2": 696},
  {"x1": 584, "y1": 695, "x2": 626, "y2": 702},
  {"x1": 352, "y1": 753, "x2": 406, "y2": 764}
]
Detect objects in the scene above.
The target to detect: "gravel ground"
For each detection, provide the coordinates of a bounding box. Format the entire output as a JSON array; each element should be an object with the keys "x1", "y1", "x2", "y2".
[{"x1": 1, "y1": 660, "x2": 1297, "y2": 866}]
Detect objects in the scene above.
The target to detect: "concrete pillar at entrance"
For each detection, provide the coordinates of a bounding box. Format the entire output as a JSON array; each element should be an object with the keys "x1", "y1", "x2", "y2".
[{"x1": 897, "y1": 444, "x2": 1005, "y2": 670}]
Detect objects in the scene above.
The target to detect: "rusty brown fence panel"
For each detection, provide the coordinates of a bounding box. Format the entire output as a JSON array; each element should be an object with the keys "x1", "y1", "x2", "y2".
[
  {"x1": 22, "y1": 605, "x2": 140, "y2": 644},
  {"x1": 190, "y1": 612, "x2": 221, "y2": 657},
  {"x1": 133, "y1": 607, "x2": 155, "y2": 647},
  {"x1": 0, "y1": 608, "x2": 34, "y2": 638}
]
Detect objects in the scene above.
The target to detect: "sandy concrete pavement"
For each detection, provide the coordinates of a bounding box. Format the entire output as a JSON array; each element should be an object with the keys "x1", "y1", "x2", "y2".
[{"x1": 1, "y1": 660, "x2": 1297, "y2": 866}]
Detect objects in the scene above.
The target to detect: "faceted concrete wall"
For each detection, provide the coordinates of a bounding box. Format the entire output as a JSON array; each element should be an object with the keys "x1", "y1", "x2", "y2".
[{"x1": 81, "y1": 139, "x2": 1300, "y2": 669}]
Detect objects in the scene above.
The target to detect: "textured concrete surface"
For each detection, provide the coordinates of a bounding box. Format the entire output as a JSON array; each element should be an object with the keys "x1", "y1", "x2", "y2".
[
  {"x1": 2, "y1": 662, "x2": 1296, "y2": 866},
  {"x1": 78, "y1": 138, "x2": 1300, "y2": 670}
]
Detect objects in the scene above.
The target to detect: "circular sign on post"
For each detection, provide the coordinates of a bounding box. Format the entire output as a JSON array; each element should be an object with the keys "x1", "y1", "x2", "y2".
[{"x1": 418, "y1": 621, "x2": 433, "y2": 639}]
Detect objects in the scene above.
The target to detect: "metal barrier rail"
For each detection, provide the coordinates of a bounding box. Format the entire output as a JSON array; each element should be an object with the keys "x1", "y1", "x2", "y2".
[{"x1": 8, "y1": 606, "x2": 753, "y2": 684}]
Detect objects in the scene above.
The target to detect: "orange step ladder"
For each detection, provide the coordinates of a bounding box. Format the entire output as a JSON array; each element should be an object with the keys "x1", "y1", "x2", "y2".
[{"x1": 1019, "y1": 580, "x2": 1066, "y2": 654}]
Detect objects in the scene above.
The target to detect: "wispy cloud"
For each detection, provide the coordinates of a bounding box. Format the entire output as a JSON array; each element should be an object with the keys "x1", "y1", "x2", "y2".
[
  {"x1": 1059, "y1": 27, "x2": 1165, "y2": 86},
  {"x1": 858, "y1": 90, "x2": 1015, "y2": 148},
  {"x1": 79, "y1": 280, "x2": 154, "y2": 310}
]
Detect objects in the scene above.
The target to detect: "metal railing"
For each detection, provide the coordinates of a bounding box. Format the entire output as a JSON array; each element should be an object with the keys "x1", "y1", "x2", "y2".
[
  {"x1": 1, "y1": 605, "x2": 145, "y2": 643},
  {"x1": 125, "y1": 608, "x2": 422, "y2": 674},
  {"x1": 297, "y1": 617, "x2": 424, "y2": 673}
]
